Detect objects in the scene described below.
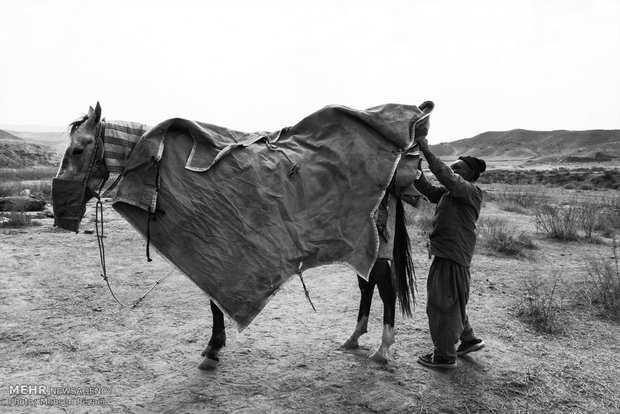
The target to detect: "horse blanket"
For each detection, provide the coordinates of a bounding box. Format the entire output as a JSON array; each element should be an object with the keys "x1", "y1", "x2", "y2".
[{"x1": 112, "y1": 103, "x2": 432, "y2": 329}]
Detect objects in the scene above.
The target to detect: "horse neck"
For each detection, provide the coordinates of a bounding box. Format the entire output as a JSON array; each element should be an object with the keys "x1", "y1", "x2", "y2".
[{"x1": 101, "y1": 120, "x2": 151, "y2": 174}]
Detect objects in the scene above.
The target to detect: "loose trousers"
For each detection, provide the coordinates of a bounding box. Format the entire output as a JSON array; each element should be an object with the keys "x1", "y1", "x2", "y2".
[{"x1": 426, "y1": 256, "x2": 476, "y2": 360}]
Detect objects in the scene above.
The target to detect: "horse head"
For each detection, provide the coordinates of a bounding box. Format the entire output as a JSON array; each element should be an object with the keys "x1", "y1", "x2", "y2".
[{"x1": 52, "y1": 102, "x2": 109, "y2": 232}]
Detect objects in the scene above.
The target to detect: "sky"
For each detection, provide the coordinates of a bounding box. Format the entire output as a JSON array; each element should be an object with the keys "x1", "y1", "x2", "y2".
[{"x1": 1, "y1": 0, "x2": 619, "y2": 143}]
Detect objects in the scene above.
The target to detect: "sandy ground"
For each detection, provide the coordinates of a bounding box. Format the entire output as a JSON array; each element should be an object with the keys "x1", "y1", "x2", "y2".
[{"x1": 1, "y1": 197, "x2": 620, "y2": 413}]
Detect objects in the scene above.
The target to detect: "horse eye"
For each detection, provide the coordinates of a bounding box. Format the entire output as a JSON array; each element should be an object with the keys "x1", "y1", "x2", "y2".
[{"x1": 72, "y1": 148, "x2": 84, "y2": 155}]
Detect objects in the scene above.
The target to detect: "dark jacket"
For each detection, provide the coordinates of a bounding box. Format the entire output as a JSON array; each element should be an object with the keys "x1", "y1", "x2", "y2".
[{"x1": 414, "y1": 160, "x2": 482, "y2": 267}]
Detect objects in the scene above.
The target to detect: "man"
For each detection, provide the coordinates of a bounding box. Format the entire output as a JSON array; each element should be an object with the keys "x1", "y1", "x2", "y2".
[{"x1": 413, "y1": 123, "x2": 487, "y2": 369}]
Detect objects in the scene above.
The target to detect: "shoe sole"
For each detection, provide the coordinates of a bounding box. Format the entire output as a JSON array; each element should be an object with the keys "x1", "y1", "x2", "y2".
[
  {"x1": 457, "y1": 342, "x2": 485, "y2": 357},
  {"x1": 417, "y1": 357, "x2": 457, "y2": 369}
]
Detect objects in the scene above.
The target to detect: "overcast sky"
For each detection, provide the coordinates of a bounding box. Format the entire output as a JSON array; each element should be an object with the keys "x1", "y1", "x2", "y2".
[{"x1": 1, "y1": 0, "x2": 619, "y2": 143}]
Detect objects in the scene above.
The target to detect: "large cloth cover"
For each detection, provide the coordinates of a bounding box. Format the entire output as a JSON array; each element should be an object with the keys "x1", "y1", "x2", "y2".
[{"x1": 112, "y1": 103, "x2": 431, "y2": 329}]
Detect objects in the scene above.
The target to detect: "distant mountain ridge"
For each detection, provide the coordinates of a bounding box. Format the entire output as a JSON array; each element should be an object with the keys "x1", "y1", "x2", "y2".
[
  {"x1": 431, "y1": 129, "x2": 620, "y2": 162},
  {"x1": 1, "y1": 127, "x2": 619, "y2": 169}
]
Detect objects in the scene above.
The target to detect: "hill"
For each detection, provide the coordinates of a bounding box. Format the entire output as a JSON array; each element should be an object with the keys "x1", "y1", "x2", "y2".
[
  {"x1": 0, "y1": 129, "x2": 60, "y2": 168},
  {"x1": 6, "y1": 129, "x2": 68, "y2": 154},
  {"x1": 0, "y1": 130, "x2": 25, "y2": 141},
  {"x1": 431, "y1": 129, "x2": 620, "y2": 162}
]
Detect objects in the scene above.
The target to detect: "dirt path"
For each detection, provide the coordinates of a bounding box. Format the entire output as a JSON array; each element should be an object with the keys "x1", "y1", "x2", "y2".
[{"x1": 1, "y1": 200, "x2": 619, "y2": 413}]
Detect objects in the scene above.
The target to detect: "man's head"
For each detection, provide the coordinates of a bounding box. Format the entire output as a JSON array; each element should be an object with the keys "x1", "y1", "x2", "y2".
[{"x1": 451, "y1": 156, "x2": 486, "y2": 182}]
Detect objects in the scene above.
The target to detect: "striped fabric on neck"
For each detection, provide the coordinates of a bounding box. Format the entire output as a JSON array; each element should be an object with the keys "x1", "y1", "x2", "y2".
[{"x1": 103, "y1": 120, "x2": 151, "y2": 173}]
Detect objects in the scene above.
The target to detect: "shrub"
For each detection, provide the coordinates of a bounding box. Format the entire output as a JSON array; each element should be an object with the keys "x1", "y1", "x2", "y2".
[
  {"x1": 596, "y1": 195, "x2": 620, "y2": 235},
  {"x1": 496, "y1": 200, "x2": 530, "y2": 214},
  {"x1": 30, "y1": 181, "x2": 53, "y2": 202},
  {"x1": 411, "y1": 198, "x2": 434, "y2": 234},
  {"x1": 578, "y1": 202, "x2": 602, "y2": 239},
  {"x1": 536, "y1": 198, "x2": 619, "y2": 241},
  {"x1": 516, "y1": 277, "x2": 566, "y2": 334},
  {"x1": 0, "y1": 180, "x2": 53, "y2": 202},
  {"x1": 535, "y1": 204, "x2": 580, "y2": 241},
  {"x1": 508, "y1": 186, "x2": 547, "y2": 208},
  {"x1": 478, "y1": 217, "x2": 536, "y2": 257},
  {"x1": 485, "y1": 185, "x2": 547, "y2": 209},
  {"x1": 0, "y1": 167, "x2": 56, "y2": 202},
  {"x1": 583, "y1": 238, "x2": 620, "y2": 319},
  {"x1": 0, "y1": 211, "x2": 36, "y2": 228},
  {"x1": 0, "y1": 182, "x2": 17, "y2": 198}
]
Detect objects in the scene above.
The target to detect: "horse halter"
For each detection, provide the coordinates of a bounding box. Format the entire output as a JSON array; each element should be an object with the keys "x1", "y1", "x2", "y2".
[{"x1": 52, "y1": 122, "x2": 109, "y2": 232}]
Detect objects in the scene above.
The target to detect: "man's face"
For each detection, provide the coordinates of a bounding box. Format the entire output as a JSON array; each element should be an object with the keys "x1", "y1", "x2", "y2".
[{"x1": 450, "y1": 160, "x2": 472, "y2": 180}]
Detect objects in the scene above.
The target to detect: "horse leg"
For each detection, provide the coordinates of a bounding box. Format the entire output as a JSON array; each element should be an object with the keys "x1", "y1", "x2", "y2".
[
  {"x1": 342, "y1": 274, "x2": 376, "y2": 349},
  {"x1": 199, "y1": 300, "x2": 226, "y2": 370},
  {"x1": 369, "y1": 259, "x2": 396, "y2": 364}
]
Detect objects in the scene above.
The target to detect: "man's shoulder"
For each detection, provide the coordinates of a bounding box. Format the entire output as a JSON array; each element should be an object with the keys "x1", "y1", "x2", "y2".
[
  {"x1": 461, "y1": 178, "x2": 483, "y2": 193},
  {"x1": 448, "y1": 179, "x2": 483, "y2": 205}
]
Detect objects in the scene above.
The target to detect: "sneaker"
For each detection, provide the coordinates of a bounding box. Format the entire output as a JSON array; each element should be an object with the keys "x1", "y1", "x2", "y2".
[
  {"x1": 457, "y1": 339, "x2": 485, "y2": 356},
  {"x1": 417, "y1": 352, "x2": 457, "y2": 369}
]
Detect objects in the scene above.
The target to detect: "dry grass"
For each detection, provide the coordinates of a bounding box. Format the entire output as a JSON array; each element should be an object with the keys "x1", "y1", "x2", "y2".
[
  {"x1": 0, "y1": 166, "x2": 57, "y2": 181},
  {"x1": 583, "y1": 238, "x2": 620, "y2": 320},
  {"x1": 484, "y1": 185, "x2": 548, "y2": 209},
  {"x1": 0, "y1": 210, "x2": 41, "y2": 228},
  {"x1": 0, "y1": 167, "x2": 55, "y2": 202},
  {"x1": 0, "y1": 180, "x2": 53, "y2": 201}
]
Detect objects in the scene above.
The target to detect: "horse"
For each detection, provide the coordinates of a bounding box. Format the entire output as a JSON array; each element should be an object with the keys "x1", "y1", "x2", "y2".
[{"x1": 52, "y1": 102, "x2": 430, "y2": 369}]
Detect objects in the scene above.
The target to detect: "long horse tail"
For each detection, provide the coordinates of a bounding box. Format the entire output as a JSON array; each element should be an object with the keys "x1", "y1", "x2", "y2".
[{"x1": 392, "y1": 196, "x2": 416, "y2": 316}]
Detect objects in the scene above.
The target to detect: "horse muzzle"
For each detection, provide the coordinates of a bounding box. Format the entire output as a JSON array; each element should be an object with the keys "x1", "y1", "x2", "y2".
[{"x1": 52, "y1": 178, "x2": 93, "y2": 232}]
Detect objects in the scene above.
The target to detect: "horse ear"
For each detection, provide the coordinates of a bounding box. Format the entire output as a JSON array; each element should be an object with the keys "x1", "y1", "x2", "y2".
[
  {"x1": 94, "y1": 102, "x2": 102, "y2": 124},
  {"x1": 86, "y1": 102, "x2": 102, "y2": 126}
]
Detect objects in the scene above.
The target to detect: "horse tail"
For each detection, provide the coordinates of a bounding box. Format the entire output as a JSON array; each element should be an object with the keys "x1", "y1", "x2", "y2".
[{"x1": 392, "y1": 196, "x2": 416, "y2": 316}]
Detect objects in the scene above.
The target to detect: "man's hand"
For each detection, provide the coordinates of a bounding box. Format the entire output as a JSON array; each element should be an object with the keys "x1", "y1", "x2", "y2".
[
  {"x1": 414, "y1": 117, "x2": 430, "y2": 141},
  {"x1": 416, "y1": 136, "x2": 430, "y2": 152}
]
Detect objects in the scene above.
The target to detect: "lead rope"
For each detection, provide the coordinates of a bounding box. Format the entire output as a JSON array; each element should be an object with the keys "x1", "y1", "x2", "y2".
[{"x1": 94, "y1": 188, "x2": 172, "y2": 307}]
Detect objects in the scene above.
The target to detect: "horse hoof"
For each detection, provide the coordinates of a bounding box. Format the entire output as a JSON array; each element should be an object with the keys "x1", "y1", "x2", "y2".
[
  {"x1": 201, "y1": 346, "x2": 213, "y2": 357},
  {"x1": 198, "y1": 356, "x2": 219, "y2": 370},
  {"x1": 342, "y1": 338, "x2": 359, "y2": 349},
  {"x1": 369, "y1": 351, "x2": 388, "y2": 364}
]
